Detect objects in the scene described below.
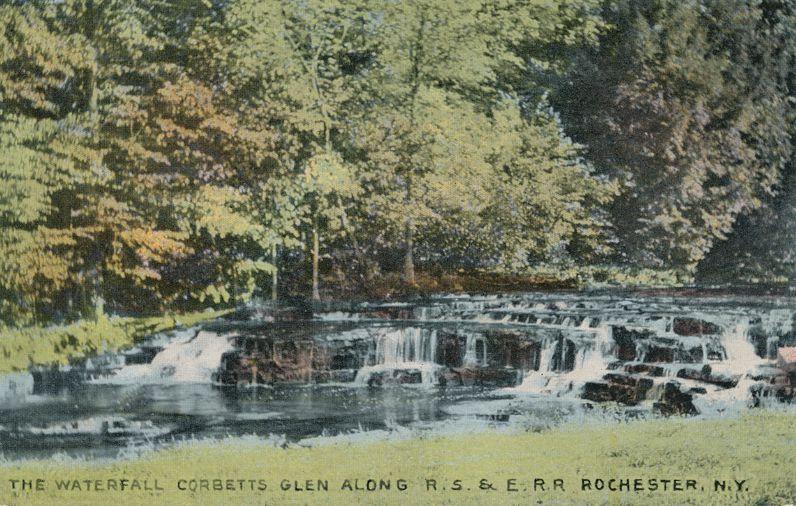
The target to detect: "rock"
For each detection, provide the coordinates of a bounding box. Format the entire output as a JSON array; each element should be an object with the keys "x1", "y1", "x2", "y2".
[
  {"x1": 643, "y1": 345, "x2": 675, "y2": 363},
  {"x1": 653, "y1": 382, "x2": 698, "y2": 416},
  {"x1": 773, "y1": 386, "x2": 794, "y2": 403},
  {"x1": 676, "y1": 365, "x2": 710, "y2": 382},
  {"x1": 674, "y1": 364, "x2": 738, "y2": 388},
  {"x1": 123, "y1": 345, "x2": 162, "y2": 365},
  {"x1": 623, "y1": 363, "x2": 665, "y2": 376},
  {"x1": 751, "y1": 383, "x2": 795, "y2": 405},
  {"x1": 672, "y1": 317, "x2": 721, "y2": 336},
  {"x1": 612, "y1": 326, "x2": 652, "y2": 361},
  {"x1": 581, "y1": 374, "x2": 653, "y2": 405},
  {"x1": 30, "y1": 366, "x2": 83, "y2": 395},
  {"x1": 475, "y1": 413, "x2": 510, "y2": 422},
  {"x1": 777, "y1": 347, "x2": 796, "y2": 385},
  {"x1": 445, "y1": 367, "x2": 520, "y2": 387},
  {"x1": 582, "y1": 382, "x2": 618, "y2": 403},
  {"x1": 435, "y1": 332, "x2": 465, "y2": 368},
  {"x1": 311, "y1": 369, "x2": 358, "y2": 383}
]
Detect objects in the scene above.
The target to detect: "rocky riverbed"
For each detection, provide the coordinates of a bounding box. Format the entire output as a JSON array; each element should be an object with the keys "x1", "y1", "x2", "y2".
[{"x1": 1, "y1": 291, "x2": 794, "y2": 459}]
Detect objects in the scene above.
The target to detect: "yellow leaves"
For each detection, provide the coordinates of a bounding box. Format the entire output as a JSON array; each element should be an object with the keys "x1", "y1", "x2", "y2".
[
  {"x1": 192, "y1": 185, "x2": 264, "y2": 240},
  {"x1": 304, "y1": 152, "x2": 361, "y2": 199},
  {"x1": 0, "y1": 5, "x2": 91, "y2": 114},
  {"x1": 194, "y1": 284, "x2": 231, "y2": 305},
  {"x1": 119, "y1": 229, "x2": 190, "y2": 264}
]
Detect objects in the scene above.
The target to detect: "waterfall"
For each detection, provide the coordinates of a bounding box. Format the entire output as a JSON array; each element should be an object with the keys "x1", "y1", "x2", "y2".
[
  {"x1": 690, "y1": 320, "x2": 770, "y2": 414},
  {"x1": 354, "y1": 328, "x2": 442, "y2": 386},
  {"x1": 516, "y1": 341, "x2": 557, "y2": 391},
  {"x1": 90, "y1": 330, "x2": 235, "y2": 384},
  {"x1": 514, "y1": 325, "x2": 614, "y2": 395},
  {"x1": 0, "y1": 371, "x2": 34, "y2": 404},
  {"x1": 715, "y1": 321, "x2": 764, "y2": 375},
  {"x1": 462, "y1": 333, "x2": 487, "y2": 366}
]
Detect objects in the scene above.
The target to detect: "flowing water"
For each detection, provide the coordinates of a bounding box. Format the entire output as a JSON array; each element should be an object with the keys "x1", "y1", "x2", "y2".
[{"x1": 1, "y1": 290, "x2": 794, "y2": 460}]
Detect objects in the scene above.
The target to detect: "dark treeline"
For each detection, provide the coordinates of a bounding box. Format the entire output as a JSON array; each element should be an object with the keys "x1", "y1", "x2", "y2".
[{"x1": 0, "y1": 0, "x2": 794, "y2": 326}]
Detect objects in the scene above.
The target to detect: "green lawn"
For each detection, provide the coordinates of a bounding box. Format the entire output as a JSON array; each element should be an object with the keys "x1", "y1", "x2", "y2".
[{"x1": 1, "y1": 410, "x2": 793, "y2": 505}]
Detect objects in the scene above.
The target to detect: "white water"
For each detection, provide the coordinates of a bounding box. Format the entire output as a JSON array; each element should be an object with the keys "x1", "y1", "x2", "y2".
[
  {"x1": 462, "y1": 332, "x2": 487, "y2": 366},
  {"x1": 23, "y1": 416, "x2": 170, "y2": 437},
  {"x1": 504, "y1": 310, "x2": 777, "y2": 410},
  {"x1": 514, "y1": 324, "x2": 614, "y2": 395},
  {"x1": 0, "y1": 371, "x2": 34, "y2": 403},
  {"x1": 715, "y1": 321, "x2": 764, "y2": 374},
  {"x1": 315, "y1": 293, "x2": 794, "y2": 412},
  {"x1": 90, "y1": 330, "x2": 235, "y2": 384},
  {"x1": 691, "y1": 320, "x2": 770, "y2": 412},
  {"x1": 355, "y1": 328, "x2": 442, "y2": 386}
]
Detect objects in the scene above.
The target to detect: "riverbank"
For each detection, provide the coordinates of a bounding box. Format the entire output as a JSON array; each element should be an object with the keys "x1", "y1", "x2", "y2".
[
  {"x1": 1, "y1": 410, "x2": 793, "y2": 505},
  {"x1": 317, "y1": 266, "x2": 686, "y2": 301},
  {"x1": 0, "y1": 310, "x2": 230, "y2": 374}
]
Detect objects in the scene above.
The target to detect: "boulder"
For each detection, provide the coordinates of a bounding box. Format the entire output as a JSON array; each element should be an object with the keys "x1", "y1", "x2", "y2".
[
  {"x1": 653, "y1": 382, "x2": 698, "y2": 416},
  {"x1": 444, "y1": 367, "x2": 520, "y2": 387},
  {"x1": 677, "y1": 364, "x2": 740, "y2": 388},
  {"x1": 612, "y1": 326, "x2": 652, "y2": 361},
  {"x1": 672, "y1": 317, "x2": 721, "y2": 336},
  {"x1": 623, "y1": 363, "x2": 666, "y2": 376},
  {"x1": 581, "y1": 374, "x2": 654, "y2": 405}
]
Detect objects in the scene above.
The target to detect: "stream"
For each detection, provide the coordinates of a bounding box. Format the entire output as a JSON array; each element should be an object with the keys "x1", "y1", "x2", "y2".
[{"x1": 1, "y1": 290, "x2": 794, "y2": 460}]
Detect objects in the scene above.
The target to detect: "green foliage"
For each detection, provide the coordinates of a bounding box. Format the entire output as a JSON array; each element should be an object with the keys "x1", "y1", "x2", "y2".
[
  {"x1": 0, "y1": 309, "x2": 230, "y2": 373},
  {"x1": 0, "y1": 0, "x2": 793, "y2": 328},
  {"x1": 483, "y1": 101, "x2": 616, "y2": 269},
  {"x1": 556, "y1": 0, "x2": 795, "y2": 274}
]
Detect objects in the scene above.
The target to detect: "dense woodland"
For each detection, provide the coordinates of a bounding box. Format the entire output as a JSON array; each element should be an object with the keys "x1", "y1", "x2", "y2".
[{"x1": 1, "y1": 0, "x2": 795, "y2": 326}]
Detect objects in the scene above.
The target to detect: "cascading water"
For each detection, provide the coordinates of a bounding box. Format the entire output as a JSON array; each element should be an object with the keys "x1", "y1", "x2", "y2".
[
  {"x1": 691, "y1": 320, "x2": 768, "y2": 413},
  {"x1": 717, "y1": 321, "x2": 763, "y2": 372},
  {"x1": 91, "y1": 330, "x2": 235, "y2": 384},
  {"x1": 2, "y1": 291, "x2": 793, "y2": 461},
  {"x1": 354, "y1": 328, "x2": 443, "y2": 386},
  {"x1": 515, "y1": 325, "x2": 614, "y2": 395},
  {"x1": 462, "y1": 332, "x2": 487, "y2": 366}
]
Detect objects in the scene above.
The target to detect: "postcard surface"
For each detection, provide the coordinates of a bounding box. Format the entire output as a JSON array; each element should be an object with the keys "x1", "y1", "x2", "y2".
[{"x1": 1, "y1": 0, "x2": 794, "y2": 504}]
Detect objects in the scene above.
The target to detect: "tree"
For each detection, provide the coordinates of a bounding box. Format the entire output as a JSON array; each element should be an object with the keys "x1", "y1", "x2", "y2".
[
  {"x1": 0, "y1": 4, "x2": 100, "y2": 324},
  {"x1": 697, "y1": 0, "x2": 796, "y2": 284},
  {"x1": 363, "y1": 0, "x2": 510, "y2": 283},
  {"x1": 555, "y1": 0, "x2": 794, "y2": 274},
  {"x1": 21, "y1": 0, "x2": 203, "y2": 316},
  {"x1": 483, "y1": 101, "x2": 615, "y2": 270},
  {"x1": 358, "y1": 0, "x2": 607, "y2": 282},
  {"x1": 197, "y1": 0, "x2": 375, "y2": 300}
]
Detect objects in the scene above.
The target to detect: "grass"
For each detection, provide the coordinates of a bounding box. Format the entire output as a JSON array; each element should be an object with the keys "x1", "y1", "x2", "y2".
[
  {"x1": 0, "y1": 411, "x2": 793, "y2": 505},
  {"x1": 0, "y1": 309, "x2": 231, "y2": 373}
]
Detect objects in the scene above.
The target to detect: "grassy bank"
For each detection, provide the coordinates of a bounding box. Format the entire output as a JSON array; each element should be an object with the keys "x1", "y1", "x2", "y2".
[
  {"x1": 1, "y1": 411, "x2": 793, "y2": 505},
  {"x1": 0, "y1": 310, "x2": 231, "y2": 373}
]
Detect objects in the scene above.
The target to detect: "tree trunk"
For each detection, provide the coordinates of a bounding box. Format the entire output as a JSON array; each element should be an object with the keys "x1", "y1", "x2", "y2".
[
  {"x1": 271, "y1": 243, "x2": 278, "y2": 302},
  {"x1": 230, "y1": 265, "x2": 237, "y2": 307},
  {"x1": 312, "y1": 223, "x2": 320, "y2": 301},
  {"x1": 403, "y1": 222, "x2": 416, "y2": 285},
  {"x1": 91, "y1": 268, "x2": 104, "y2": 321}
]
